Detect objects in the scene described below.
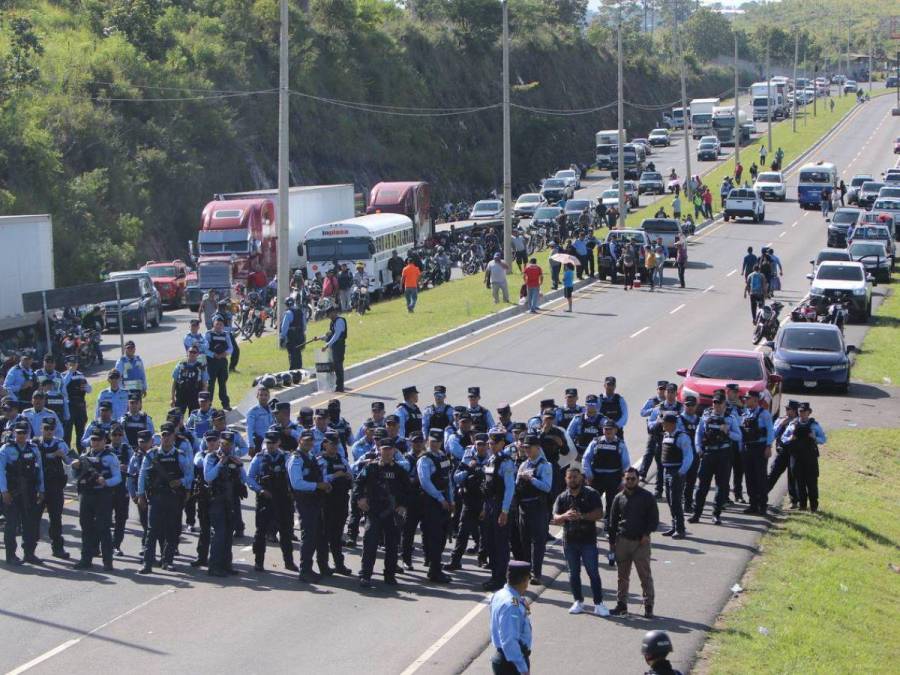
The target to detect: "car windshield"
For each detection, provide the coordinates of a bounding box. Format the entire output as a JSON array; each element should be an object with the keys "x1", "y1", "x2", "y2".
[
  {"x1": 144, "y1": 266, "x2": 176, "y2": 278},
  {"x1": 781, "y1": 328, "x2": 842, "y2": 352},
  {"x1": 473, "y1": 201, "x2": 500, "y2": 213},
  {"x1": 517, "y1": 194, "x2": 540, "y2": 204},
  {"x1": 641, "y1": 219, "x2": 679, "y2": 232},
  {"x1": 543, "y1": 179, "x2": 565, "y2": 188},
  {"x1": 757, "y1": 173, "x2": 781, "y2": 183},
  {"x1": 650, "y1": 129, "x2": 666, "y2": 136},
  {"x1": 601, "y1": 190, "x2": 619, "y2": 199},
  {"x1": 534, "y1": 208, "x2": 561, "y2": 219},
  {"x1": 609, "y1": 231, "x2": 644, "y2": 242},
  {"x1": 850, "y1": 176, "x2": 872, "y2": 187},
  {"x1": 861, "y1": 182, "x2": 884, "y2": 193},
  {"x1": 699, "y1": 141, "x2": 716, "y2": 148},
  {"x1": 641, "y1": 173, "x2": 662, "y2": 181},
  {"x1": 566, "y1": 200, "x2": 590, "y2": 211},
  {"x1": 849, "y1": 243, "x2": 886, "y2": 258},
  {"x1": 832, "y1": 210, "x2": 860, "y2": 225},
  {"x1": 879, "y1": 188, "x2": 900, "y2": 198},
  {"x1": 556, "y1": 171, "x2": 575, "y2": 178},
  {"x1": 729, "y1": 189, "x2": 755, "y2": 199},
  {"x1": 817, "y1": 251, "x2": 850, "y2": 264},
  {"x1": 853, "y1": 227, "x2": 889, "y2": 240},
  {"x1": 691, "y1": 354, "x2": 763, "y2": 380},
  {"x1": 816, "y1": 265, "x2": 863, "y2": 281}
]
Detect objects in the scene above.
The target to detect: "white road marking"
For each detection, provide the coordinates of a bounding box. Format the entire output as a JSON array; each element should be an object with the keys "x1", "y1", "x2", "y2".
[
  {"x1": 779, "y1": 232, "x2": 786, "y2": 238},
  {"x1": 669, "y1": 304, "x2": 685, "y2": 314},
  {"x1": 726, "y1": 269, "x2": 737, "y2": 277},
  {"x1": 399, "y1": 596, "x2": 491, "y2": 675},
  {"x1": 792, "y1": 222, "x2": 797, "y2": 228},
  {"x1": 765, "y1": 242, "x2": 773, "y2": 247},
  {"x1": 578, "y1": 353, "x2": 605, "y2": 369},
  {"x1": 630, "y1": 326, "x2": 649, "y2": 338},
  {"x1": 6, "y1": 589, "x2": 175, "y2": 675},
  {"x1": 241, "y1": 546, "x2": 253, "y2": 552},
  {"x1": 703, "y1": 285, "x2": 715, "y2": 293},
  {"x1": 511, "y1": 386, "x2": 545, "y2": 408}
]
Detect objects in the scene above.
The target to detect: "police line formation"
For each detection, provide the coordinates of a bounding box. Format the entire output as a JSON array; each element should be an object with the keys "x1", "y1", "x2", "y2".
[{"x1": 1, "y1": 348, "x2": 827, "y2": 600}]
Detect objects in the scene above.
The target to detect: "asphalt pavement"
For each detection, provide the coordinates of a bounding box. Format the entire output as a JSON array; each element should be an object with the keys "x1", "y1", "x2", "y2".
[{"x1": 1, "y1": 95, "x2": 895, "y2": 675}]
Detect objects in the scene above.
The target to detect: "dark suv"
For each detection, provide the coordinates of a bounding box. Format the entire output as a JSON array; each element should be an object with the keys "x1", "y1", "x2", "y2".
[{"x1": 826, "y1": 207, "x2": 862, "y2": 248}]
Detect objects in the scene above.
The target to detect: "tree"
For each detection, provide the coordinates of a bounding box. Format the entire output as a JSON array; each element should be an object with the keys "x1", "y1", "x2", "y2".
[
  {"x1": 0, "y1": 17, "x2": 44, "y2": 102},
  {"x1": 682, "y1": 7, "x2": 734, "y2": 62}
]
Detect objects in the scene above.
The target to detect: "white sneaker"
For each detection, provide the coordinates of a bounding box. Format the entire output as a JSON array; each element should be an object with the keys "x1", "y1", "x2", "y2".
[
  {"x1": 594, "y1": 603, "x2": 610, "y2": 617},
  {"x1": 568, "y1": 601, "x2": 585, "y2": 615}
]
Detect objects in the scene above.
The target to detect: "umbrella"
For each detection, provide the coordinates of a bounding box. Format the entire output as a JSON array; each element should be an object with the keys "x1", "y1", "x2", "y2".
[{"x1": 550, "y1": 253, "x2": 581, "y2": 266}]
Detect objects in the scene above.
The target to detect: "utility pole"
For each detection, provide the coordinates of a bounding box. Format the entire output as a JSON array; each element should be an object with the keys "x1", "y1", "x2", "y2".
[
  {"x1": 734, "y1": 31, "x2": 740, "y2": 167},
  {"x1": 617, "y1": 7, "x2": 626, "y2": 229},
  {"x1": 766, "y1": 35, "x2": 772, "y2": 152},
  {"x1": 813, "y1": 62, "x2": 818, "y2": 117},
  {"x1": 867, "y1": 31, "x2": 872, "y2": 96},
  {"x1": 673, "y1": 0, "x2": 692, "y2": 202},
  {"x1": 276, "y1": 0, "x2": 290, "y2": 320},
  {"x1": 846, "y1": 24, "x2": 851, "y2": 79},
  {"x1": 501, "y1": 0, "x2": 512, "y2": 265},
  {"x1": 792, "y1": 31, "x2": 799, "y2": 133}
]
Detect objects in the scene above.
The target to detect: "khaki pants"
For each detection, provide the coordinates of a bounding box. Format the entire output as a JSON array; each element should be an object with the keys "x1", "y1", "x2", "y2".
[
  {"x1": 615, "y1": 537, "x2": 654, "y2": 608},
  {"x1": 491, "y1": 280, "x2": 509, "y2": 304}
]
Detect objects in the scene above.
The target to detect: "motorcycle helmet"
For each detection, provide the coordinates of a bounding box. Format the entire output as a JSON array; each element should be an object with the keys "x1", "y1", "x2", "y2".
[
  {"x1": 279, "y1": 372, "x2": 293, "y2": 387},
  {"x1": 290, "y1": 370, "x2": 303, "y2": 385},
  {"x1": 268, "y1": 397, "x2": 280, "y2": 411},
  {"x1": 284, "y1": 297, "x2": 295, "y2": 308},
  {"x1": 260, "y1": 374, "x2": 277, "y2": 389},
  {"x1": 318, "y1": 298, "x2": 334, "y2": 313}
]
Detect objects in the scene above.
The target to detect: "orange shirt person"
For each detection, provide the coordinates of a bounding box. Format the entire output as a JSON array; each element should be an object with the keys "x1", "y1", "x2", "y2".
[{"x1": 401, "y1": 260, "x2": 421, "y2": 313}]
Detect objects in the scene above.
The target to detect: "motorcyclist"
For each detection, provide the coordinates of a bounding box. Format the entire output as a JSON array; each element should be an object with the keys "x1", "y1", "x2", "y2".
[
  {"x1": 80, "y1": 306, "x2": 105, "y2": 364},
  {"x1": 434, "y1": 247, "x2": 451, "y2": 282}
]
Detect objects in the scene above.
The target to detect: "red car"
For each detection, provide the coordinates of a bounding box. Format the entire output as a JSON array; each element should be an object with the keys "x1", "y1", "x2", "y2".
[
  {"x1": 141, "y1": 259, "x2": 188, "y2": 308},
  {"x1": 675, "y1": 348, "x2": 782, "y2": 415}
]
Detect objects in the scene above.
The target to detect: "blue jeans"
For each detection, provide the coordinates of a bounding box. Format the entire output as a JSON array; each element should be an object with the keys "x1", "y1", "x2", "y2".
[
  {"x1": 653, "y1": 265, "x2": 664, "y2": 288},
  {"x1": 404, "y1": 288, "x2": 418, "y2": 311},
  {"x1": 527, "y1": 287, "x2": 540, "y2": 312},
  {"x1": 563, "y1": 541, "x2": 604, "y2": 603}
]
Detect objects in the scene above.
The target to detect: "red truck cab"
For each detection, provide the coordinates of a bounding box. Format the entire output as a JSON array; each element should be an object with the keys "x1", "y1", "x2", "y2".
[
  {"x1": 367, "y1": 181, "x2": 433, "y2": 246},
  {"x1": 197, "y1": 198, "x2": 277, "y2": 282},
  {"x1": 140, "y1": 259, "x2": 188, "y2": 307}
]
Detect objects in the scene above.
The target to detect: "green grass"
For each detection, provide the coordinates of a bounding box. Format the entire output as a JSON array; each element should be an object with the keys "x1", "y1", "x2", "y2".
[
  {"x1": 622, "y1": 93, "x2": 860, "y2": 228},
  {"x1": 696, "y1": 428, "x2": 900, "y2": 675},
  {"x1": 851, "y1": 277, "x2": 900, "y2": 386},
  {"x1": 95, "y1": 94, "x2": 860, "y2": 423}
]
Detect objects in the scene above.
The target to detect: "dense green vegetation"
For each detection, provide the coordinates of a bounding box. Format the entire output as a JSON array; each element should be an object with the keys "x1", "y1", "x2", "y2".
[{"x1": 0, "y1": 0, "x2": 737, "y2": 284}]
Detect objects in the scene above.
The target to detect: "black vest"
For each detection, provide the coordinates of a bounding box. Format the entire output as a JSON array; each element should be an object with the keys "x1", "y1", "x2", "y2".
[
  {"x1": 425, "y1": 404, "x2": 451, "y2": 432},
  {"x1": 39, "y1": 439, "x2": 67, "y2": 482},
  {"x1": 77, "y1": 449, "x2": 114, "y2": 493},
  {"x1": 293, "y1": 451, "x2": 322, "y2": 496},
  {"x1": 208, "y1": 332, "x2": 231, "y2": 355},
  {"x1": 538, "y1": 428, "x2": 564, "y2": 464},
  {"x1": 483, "y1": 452, "x2": 509, "y2": 501},
  {"x1": 398, "y1": 402, "x2": 423, "y2": 437},
  {"x1": 5, "y1": 443, "x2": 40, "y2": 496},
  {"x1": 176, "y1": 361, "x2": 204, "y2": 394},
  {"x1": 787, "y1": 420, "x2": 819, "y2": 458},
  {"x1": 516, "y1": 457, "x2": 548, "y2": 501},
  {"x1": 599, "y1": 394, "x2": 624, "y2": 422},
  {"x1": 211, "y1": 459, "x2": 242, "y2": 501},
  {"x1": 467, "y1": 405, "x2": 489, "y2": 433},
  {"x1": 575, "y1": 414, "x2": 603, "y2": 450},
  {"x1": 321, "y1": 453, "x2": 350, "y2": 494},
  {"x1": 590, "y1": 438, "x2": 623, "y2": 473},
  {"x1": 110, "y1": 442, "x2": 131, "y2": 468},
  {"x1": 280, "y1": 424, "x2": 300, "y2": 452},
  {"x1": 326, "y1": 316, "x2": 347, "y2": 348},
  {"x1": 258, "y1": 451, "x2": 290, "y2": 495},
  {"x1": 661, "y1": 431, "x2": 687, "y2": 466},
  {"x1": 741, "y1": 407, "x2": 766, "y2": 445},
  {"x1": 679, "y1": 414, "x2": 698, "y2": 450},
  {"x1": 702, "y1": 414, "x2": 731, "y2": 452},
  {"x1": 425, "y1": 451, "x2": 451, "y2": 495},
  {"x1": 122, "y1": 412, "x2": 151, "y2": 447},
  {"x1": 149, "y1": 449, "x2": 184, "y2": 495},
  {"x1": 651, "y1": 402, "x2": 684, "y2": 439},
  {"x1": 558, "y1": 405, "x2": 583, "y2": 430}
]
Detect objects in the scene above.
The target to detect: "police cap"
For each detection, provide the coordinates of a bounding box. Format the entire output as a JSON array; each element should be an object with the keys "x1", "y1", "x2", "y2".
[
  {"x1": 409, "y1": 432, "x2": 424, "y2": 442},
  {"x1": 363, "y1": 420, "x2": 376, "y2": 430},
  {"x1": 541, "y1": 408, "x2": 556, "y2": 418},
  {"x1": 489, "y1": 429, "x2": 506, "y2": 441},
  {"x1": 298, "y1": 406, "x2": 314, "y2": 421},
  {"x1": 264, "y1": 431, "x2": 280, "y2": 442},
  {"x1": 275, "y1": 401, "x2": 291, "y2": 413},
  {"x1": 211, "y1": 409, "x2": 226, "y2": 420},
  {"x1": 220, "y1": 431, "x2": 235, "y2": 443},
  {"x1": 89, "y1": 429, "x2": 106, "y2": 441},
  {"x1": 267, "y1": 423, "x2": 283, "y2": 434},
  {"x1": 712, "y1": 393, "x2": 726, "y2": 403},
  {"x1": 745, "y1": 390, "x2": 761, "y2": 399},
  {"x1": 605, "y1": 376, "x2": 617, "y2": 385},
  {"x1": 167, "y1": 407, "x2": 184, "y2": 420},
  {"x1": 31, "y1": 389, "x2": 45, "y2": 399},
  {"x1": 524, "y1": 434, "x2": 540, "y2": 446},
  {"x1": 511, "y1": 422, "x2": 527, "y2": 432},
  {"x1": 656, "y1": 380, "x2": 668, "y2": 389},
  {"x1": 41, "y1": 417, "x2": 56, "y2": 429},
  {"x1": 496, "y1": 404, "x2": 511, "y2": 415},
  {"x1": 137, "y1": 430, "x2": 154, "y2": 442},
  {"x1": 602, "y1": 419, "x2": 617, "y2": 429},
  {"x1": 665, "y1": 383, "x2": 678, "y2": 393},
  {"x1": 402, "y1": 386, "x2": 419, "y2": 397},
  {"x1": 197, "y1": 391, "x2": 211, "y2": 401},
  {"x1": 433, "y1": 385, "x2": 447, "y2": 396},
  {"x1": 539, "y1": 398, "x2": 556, "y2": 409},
  {"x1": 371, "y1": 401, "x2": 385, "y2": 411},
  {"x1": 798, "y1": 401, "x2": 812, "y2": 412},
  {"x1": 474, "y1": 433, "x2": 489, "y2": 443},
  {"x1": 786, "y1": 400, "x2": 800, "y2": 411},
  {"x1": 378, "y1": 438, "x2": 395, "y2": 449},
  {"x1": 564, "y1": 388, "x2": 578, "y2": 397},
  {"x1": 712, "y1": 388, "x2": 726, "y2": 397},
  {"x1": 64, "y1": 354, "x2": 77, "y2": 364},
  {"x1": 327, "y1": 398, "x2": 341, "y2": 410},
  {"x1": 507, "y1": 560, "x2": 532, "y2": 584},
  {"x1": 190, "y1": 318, "x2": 201, "y2": 326},
  {"x1": 457, "y1": 411, "x2": 472, "y2": 421},
  {"x1": 662, "y1": 411, "x2": 679, "y2": 423},
  {"x1": 725, "y1": 383, "x2": 740, "y2": 391},
  {"x1": 204, "y1": 430, "x2": 219, "y2": 440},
  {"x1": 299, "y1": 430, "x2": 314, "y2": 440},
  {"x1": 323, "y1": 431, "x2": 339, "y2": 444},
  {"x1": 453, "y1": 406, "x2": 467, "y2": 414},
  {"x1": 373, "y1": 428, "x2": 388, "y2": 439},
  {"x1": 467, "y1": 386, "x2": 480, "y2": 397},
  {"x1": 127, "y1": 391, "x2": 142, "y2": 402},
  {"x1": 159, "y1": 422, "x2": 176, "y2": 434},
  {"x1": 108, "y1": 369, "x2": 121, "y2": 380},
  {"x1": 98, "y1": 400, "x2": 113, "y2": 410},
  {"x1": 385, "y1": 414, "x2": 400, "y2": 424},
  {"x1": 684, "y1": 395, "x2": 698, "y2": 405},
  {"x1": 109, "y1": 423, "x2": 124, "y2": 435},
  {"x1": 313, "y1": 408, "x2": 328, "y2": 418},
  {"x1": 585, "y1": 394, "x2": 599, "y2": 404}
]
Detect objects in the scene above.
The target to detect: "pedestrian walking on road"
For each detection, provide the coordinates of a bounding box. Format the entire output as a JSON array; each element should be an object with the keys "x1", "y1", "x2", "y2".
[
  {"x1": 735, "y1": 161, "x2": 743, "y2": 183},
  {"x1": 485, "y1": 253, "x2": 510, "y2": 304},
  {"x1": 552, "y1": 466, "x2": 610, "y2": 617},
  {"x1": 838, "y1": 179, "x2": 847, "y2": 206},
  {"x1": 671, "y1": 194, "x2": 681, "y2": 221},
  {"x1": 401, "y1": 259, "x2": 421, "y2": 313},
  {"x1": 548, "y1": 241, "x2": 561, "y2": 290},
  {"x1": 563, "y1": 263, "x2": 575, "y2": 312},
  {"x1": 622, "y1": 245, "x2": 636, "y2": 290},
  {"x1": 644, "y1": 246, "x2": 658, "y2": 291},
  {"x1": 608, "y1": 467, "x2": 658, "y2": 617},
  {"x1": 510, "y1": 230, "x2": 528, "y2": 272},
  {"x1": 745, "y1": 265, "x2": 767, "y2": 322},
  {"x1": 523, "y1": 258, "x2": 543, "y2": 313},
  {"x1": 674, "y1": 239, "x2": 687, "y2": 288},
  {"x1": 320, "y1": 302, "x2": 347, "y2": 392},
  {"x1": 198, "y1": 289, "x2": 219, "y2": 331}
]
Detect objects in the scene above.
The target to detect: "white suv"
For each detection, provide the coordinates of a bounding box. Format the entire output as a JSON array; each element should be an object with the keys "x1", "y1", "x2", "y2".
[{"x1": 724, "y1": 187, "x2": 765, "y2": 223}]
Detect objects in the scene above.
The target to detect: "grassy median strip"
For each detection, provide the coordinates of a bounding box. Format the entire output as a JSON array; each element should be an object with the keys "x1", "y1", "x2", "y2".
[
  {"x1": 623, "y1": 93, "x2": 861, "y2": 228},
  {"x1": 852, "y1": 278, "x2": 900, "y2": 386},
  {"x1": 91, "y1": 94, "x2": 863, "y2": 422},
  {"x1": 695, "y1": 428, "x2": 900, "y2": 674}
]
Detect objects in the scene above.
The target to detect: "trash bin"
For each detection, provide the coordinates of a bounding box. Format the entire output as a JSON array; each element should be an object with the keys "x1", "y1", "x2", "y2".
[{"x1": 315, "y1": 347, "x2": 336, "y2": 393}]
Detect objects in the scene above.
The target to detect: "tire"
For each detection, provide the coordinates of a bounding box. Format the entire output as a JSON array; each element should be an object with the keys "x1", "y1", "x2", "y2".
[
  {"x1": 752, "y1": 323, "x2": 765, "y2": 345},
  {"x1": 138, "y1": 310, "x2": 148, "y2": 332},
  {"x1": 152, "y1": 308, "x2": 161, "y2": 328},
  {"x1": 724, "y1": 213, "x2": 730, "y2": 222},
  {"x1": 836, "y1": 379, "x2": 850, "y2": 394}
]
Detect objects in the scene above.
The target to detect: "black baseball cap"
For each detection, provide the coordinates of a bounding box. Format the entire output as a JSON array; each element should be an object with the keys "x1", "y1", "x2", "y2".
[{"x1": 467, "y1": 387, "x2": 480, "y2": 397}]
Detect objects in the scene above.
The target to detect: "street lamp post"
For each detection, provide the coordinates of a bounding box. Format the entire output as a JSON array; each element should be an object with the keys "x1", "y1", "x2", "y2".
[
  {"x1": 616, "y1": 10, "x2": 626, "y2": 229},
  {"x1": 276, "y1": 0, "x2": 290, "y2": 322},
  {"x1": 501, "y1": 0, "x2": 512, "y2": 265}
]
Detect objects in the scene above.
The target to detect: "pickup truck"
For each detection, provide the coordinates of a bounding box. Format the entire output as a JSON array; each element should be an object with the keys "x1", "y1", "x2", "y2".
[
  {"x1": 723, "y1": 187, "x2": 765, "y2": 223},
  {"x1": 639, "y1": 218, "x2": 681, "y2": 259}
]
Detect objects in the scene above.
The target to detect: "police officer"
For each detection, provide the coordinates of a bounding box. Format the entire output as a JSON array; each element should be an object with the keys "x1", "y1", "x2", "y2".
[
  {"x1": 348, "y1": 424, "x2": 380, "y2": 548},
  {"x1": 184, "y1": 318, "x2": 208, "y2": 357},
  {"x1": 355, "y1": 401, "x2": 386, "y2": 441},
  {"x1": 527, "y1": 398, "x2": 555, "y2": 432},
  {"x1": 416, "y1": 428, "x2": 454, "y2": 582},
  {"x1": 639, "y1": 381, "x2": 667, "y2": 419},
  {"x1": 598, "y1": 376, "x2": 629, "y2": 434},
  {"x1": 317, "y1": 432, "x2": 353, "y2": 576},
  {"x1": 185, "y1": 392, "x2": 216, "y2": 441},
  {"x1": 272, "y1": 402, "x2": 300, "y2": 452},
  {"x1": 724, "y1": 383, "x2": 745, "y2": 503},
  {"x1": 739, "y1": 390, "x2": 774, "y2": 515},
  {"x1": 536, "y1": 408, "x2": 572, "y2": 506},
  {"x1": 189, "y1": 430, "x2": 218, "y2": 569},
  {"x1": 446, "y1": 433, "x2": 489, "y2": 571},
  {"x1": 115, "y1": 340, "x2": 147, "y2": 395},
  {"x1": 36, "y1": 418, "x2": 73, "y2": 559},
  {"x1": 495, "y1": 406, "x2": 518, "y2": 444},
  {"x1": 466, "y1": 386, "x2": 495, "y2": 433},
  {"x1": 22, "y1": 390, "x2": 64, "y2": 439},
  {"x1": 119, "y1": 391, "x2": 154, "y2": 448},
  {"x1": 248, "y1": 431, "x2": 298, "y2": 572},
  {"x1": 204, "y1": 317, "x2": 233, "y2": 410},
  {"x1": 767, "y1": 400, "x2": 799, "y2": 508},
  {"x1": 422, "y1": 386, "x2": 453, "y2": 436},
  {"x1": 83, "y1": 400, "x2": 116, "y2": 448},
  {"x1": 245, "y1": 387, "x2": 274, "y2": 454},
  {"x1": 446, "y1": 411, "x2": 475, "y2": 462},
  {"x1": 280, "y1": 297, "x2": 306, "y2": 370},
  {"x1": 355, "y1": 438, "x2": 411, "y2": 588},
  {"x1": 107, "y1": 424, "x2": 133, "y2": 555},
  {"x1": 659, "y1": 412, "x2": 693, "y2": 538},
  {"x1": 689, "y1": 394, "x2": 742, "y2": 525},
  {"x1": 170, "y1": 345, "x2": 209, "y2": 414},
  {"x1": 36, "y1": 353, "x2": 68, "y2": 423},
  {"x1": 62, "y1": 356, "x2": 91, "y2": 451},
  {"x1": 127, "y1": 430, "x2": 153, "y2": 560},
  {"x1": 3, "y1": 352, "x2": 36, "y2": 409},
  {"x1": 400, "y1": 431, "x2": 426, "y2": 571},
  {"x1": 641, "y1": 630, "x2": 683, "y2": 675},
  {"x1": 137, "y1": 422, "x2": 193, "y2": 573},
  {"x1": 583, "y1": 420, "x2": 630, "y2": 563},
  {"x1": 214, "y1": 300, "x2": 240, "y2": 372},
  {"x1": 481, "y1": 428, "x2": 516, "y2": 591},
  {"x1": 288, "y1": 430, "x2": 331, "y2": 582},
  {"x1": 395, "y1": 386, "x2": 423, "y2": 438},
  {"x1": 641, "y1": 383, "x2": 683, "y2": 499},
  {"x1": 95, "y1": 369, "x2": 129, "y2": 420},
  {"x1": 556, "y1": 388, "x2": 584, "y2": 430},
  {"x1": 72, "y1": 430, "x2": 122, "y2": 570},
  {"x1": 782, "y1": 402, "x2": 826, "y2": 512},
  {"x1": 679, "y1": 396, "x2": 701, "y2": 513},
  {"x1": 206, "y1": 431, "x2": 253, "y2": 576},
  {"x1": 567, "y1": 395, "x2": 604, "y2": 459},
  {"x1": 489, "y1": 560, "x2": 534, "y2": 675},
  {"x1": 516, "y1": 435, "x2": 552, "y2": 585},
  {"x1": 320, "y1": 301, "x2": 347, "y2": 392},
  {"x1": 325, "y1": 399, "x2": 352, "y2": 448},
  {"x1": 0, "y1": 422, "x2": 44, "y2": 565}
]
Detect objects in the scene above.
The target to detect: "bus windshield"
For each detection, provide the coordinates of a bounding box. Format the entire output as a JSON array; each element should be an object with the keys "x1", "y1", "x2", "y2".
[
  {"x1": 799, "y1": 170, "x2": 832, "y2": 184},
  {"x1": 306, "y1": 237, "x2": 373, "y2": 262}
]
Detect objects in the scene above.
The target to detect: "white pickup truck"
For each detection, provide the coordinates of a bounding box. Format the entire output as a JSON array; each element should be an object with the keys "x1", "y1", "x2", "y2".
[{"x1": 724, "y1": 187, "x2": 766, "y2": 223}]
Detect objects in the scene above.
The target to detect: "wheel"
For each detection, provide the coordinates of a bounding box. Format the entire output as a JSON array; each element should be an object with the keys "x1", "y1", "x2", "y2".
[
  {"x1": 836, "y1": 379, "x2": 850, "y2": 394},
  {"x1": 152, "y1": 308, "x2": 160, "y2": 328},
  {"x1": 138, "y1": 310, "x2": 148, "y2": 332},
  {"x1": 752, "y1": 323, "x2": 764, "y2": 345},
  {"x1": 724, "y1": 213, "x2": 730, "y2": 222}
]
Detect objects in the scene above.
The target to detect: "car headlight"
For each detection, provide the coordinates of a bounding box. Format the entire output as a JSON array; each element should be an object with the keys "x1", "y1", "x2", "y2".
[
  {"x1": 853, "y1": 287, "x2": 866, "y2": 295},
  {"x1": 773, "y1": 358, "x2": 790, "y2": 370},
  {"x1": 681, "y1": 386, "x2": 699, "y2": 400},
  {"x1": 830, "y1": 363, "x2": 848, "y2": 371}
]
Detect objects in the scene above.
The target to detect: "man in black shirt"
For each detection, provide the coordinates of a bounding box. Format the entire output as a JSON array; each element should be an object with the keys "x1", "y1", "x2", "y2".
[
  {"x1": 608, "y1": 466, "x2": 659, "y2": 618},
  {"x1": 551, "y1": 467, "x2": 609, "y2": 617}
]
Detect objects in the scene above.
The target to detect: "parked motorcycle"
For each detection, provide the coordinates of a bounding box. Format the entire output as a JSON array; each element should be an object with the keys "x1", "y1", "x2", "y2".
[{"x1": 752, "y1": 301, "x2": 784, "y2": 345}]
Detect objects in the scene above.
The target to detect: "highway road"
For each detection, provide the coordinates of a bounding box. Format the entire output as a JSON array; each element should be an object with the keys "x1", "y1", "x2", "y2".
[{"x1": 1, "y1": 95, "x2": 894, "y2": 675}]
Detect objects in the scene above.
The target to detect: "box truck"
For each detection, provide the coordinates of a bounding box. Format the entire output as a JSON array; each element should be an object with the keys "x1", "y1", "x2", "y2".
[
  {"x1": 689, "y1": 98, "x2": 720, "y2": 139},
  {"x1": 595, "y1": 129, "x2": 623, "y2": 169},
  {"x1": 0, "y1": 214, "x2": 54, "y2": 332}
]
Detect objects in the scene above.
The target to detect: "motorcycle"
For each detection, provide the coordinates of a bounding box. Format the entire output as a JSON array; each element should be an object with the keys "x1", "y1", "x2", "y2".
[
  {"x1": 752, "y1": 301, "x2": 784, "y2": 345},
  {"x1": 351, "y1": 283, "x2": 371, "y2": 315},
  {"x1": 237, "y1": 294, "x2": 269, "y2": 340}
]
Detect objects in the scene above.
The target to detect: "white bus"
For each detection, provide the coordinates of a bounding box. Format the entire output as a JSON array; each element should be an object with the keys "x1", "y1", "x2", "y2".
[{"x1": 303, "y1": 213, "x2": 414, "y2": 293}]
